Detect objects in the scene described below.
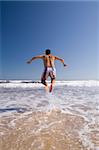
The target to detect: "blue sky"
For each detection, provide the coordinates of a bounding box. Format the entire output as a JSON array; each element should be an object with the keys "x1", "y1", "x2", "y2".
[{"x1": 1, "y1": 1, "x2": 99, "y2": 80}]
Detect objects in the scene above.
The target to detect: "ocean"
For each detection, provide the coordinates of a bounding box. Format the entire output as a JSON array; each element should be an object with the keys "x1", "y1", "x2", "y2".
[{"x1": 0, "y1": 80, "x2": 99, "y2": 150}]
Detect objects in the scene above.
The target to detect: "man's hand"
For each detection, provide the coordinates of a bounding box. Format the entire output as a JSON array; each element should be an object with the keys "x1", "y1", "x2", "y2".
[
  {"x1": 63, "y1": 63, "x2": 68, "y2": 67},
  {"x1": 27, "y1": 60, "x2": 31, "y2": 64}
]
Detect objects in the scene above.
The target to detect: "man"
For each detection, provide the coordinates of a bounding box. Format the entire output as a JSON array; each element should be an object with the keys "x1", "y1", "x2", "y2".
[{"x1": 27, "y1": 49, "x2": 67, "y2": 92}]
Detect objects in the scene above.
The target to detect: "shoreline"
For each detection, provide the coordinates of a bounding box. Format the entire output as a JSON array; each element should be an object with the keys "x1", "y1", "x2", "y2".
[
  {"x1": 0, "y1": 81, "x2": 99, "y2": 149},
  {"x1": 0, "y1": 109, "x2": 86, "y2": 150},
  {"x1": 0, "y1": 109, "x2": 99, "y2": 150}
]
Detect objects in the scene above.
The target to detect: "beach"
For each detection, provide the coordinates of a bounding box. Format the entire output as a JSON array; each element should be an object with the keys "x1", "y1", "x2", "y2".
[{"x1": 0, "y1": 80, "x2": 99, "y2": 150}]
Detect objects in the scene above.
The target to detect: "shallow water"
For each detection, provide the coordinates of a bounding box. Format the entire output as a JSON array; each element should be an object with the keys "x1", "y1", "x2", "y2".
[{"x1": 0, "y1": 80, "x2": 99, "y2": 150}]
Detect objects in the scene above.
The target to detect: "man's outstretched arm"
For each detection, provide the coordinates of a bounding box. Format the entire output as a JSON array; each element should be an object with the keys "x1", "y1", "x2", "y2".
[
  {"x1": 27, "y1": 55, "x2": 43, "y2": 64},
  {"x1": 55, "y1": 56, "x2": 68, "y2": 67}
]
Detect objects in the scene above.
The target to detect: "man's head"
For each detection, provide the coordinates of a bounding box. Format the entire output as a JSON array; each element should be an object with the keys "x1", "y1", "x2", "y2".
[{"x1": 45, "y1": 49, "x2": 51, "y2": 55}]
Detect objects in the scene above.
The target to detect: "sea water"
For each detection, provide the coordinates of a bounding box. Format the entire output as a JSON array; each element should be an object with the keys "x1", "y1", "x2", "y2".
[{"x1": 0, "y1": 80, "x2": 99, "y2": 150}]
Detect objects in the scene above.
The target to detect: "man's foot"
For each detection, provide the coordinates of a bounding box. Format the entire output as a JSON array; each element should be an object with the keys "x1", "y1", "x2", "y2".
[
  {"x1": 49, "y1": 84, "x2": 53, "y2": 92},
  {"x1": 45, "y1": 85, "x2": 49, "y2": 92}
]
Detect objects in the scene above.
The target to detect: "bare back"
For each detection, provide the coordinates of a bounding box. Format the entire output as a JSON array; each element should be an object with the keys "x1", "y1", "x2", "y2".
[
  {"x1": 27, "y1": 53, "x2": 65, "y2": 68},
  {"x1": 42, "y1": 54, "x2": 55, "y2": 68}
]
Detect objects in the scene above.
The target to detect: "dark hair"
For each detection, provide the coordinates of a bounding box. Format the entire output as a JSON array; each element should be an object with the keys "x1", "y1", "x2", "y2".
[{"x1": 45, "y1": 49, "x2": 51, "y2": 55}]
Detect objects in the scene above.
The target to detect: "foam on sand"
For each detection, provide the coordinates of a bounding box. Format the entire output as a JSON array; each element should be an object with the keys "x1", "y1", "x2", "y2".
[
  {"x1": 0, "y1": 80, "x2": 99, "y2": 149},
  {"x1": 0, "y1": 109, "x2": 86, "y2": 150}
]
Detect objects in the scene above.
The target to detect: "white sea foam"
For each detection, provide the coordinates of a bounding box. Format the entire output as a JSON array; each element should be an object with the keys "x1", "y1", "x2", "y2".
[
  {"x1": 0, "y1": 80, "x2": 99, "y2": 115},
  {"x1": 0, "y1": 80, "x2": 99, "y2": 149},
  {"x1": 0, "y1": 80, "x2": 99, "y2": 88}
]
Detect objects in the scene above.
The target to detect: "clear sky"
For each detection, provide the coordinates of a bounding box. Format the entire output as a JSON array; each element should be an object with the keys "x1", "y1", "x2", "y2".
[{"x1": 1, "y1": 1, "x2": 99, "y2": 80}]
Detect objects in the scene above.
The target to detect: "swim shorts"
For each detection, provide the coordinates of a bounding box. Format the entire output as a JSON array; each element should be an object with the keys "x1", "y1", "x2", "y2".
[{"x1": 41, "y1": 67, "x2": 56, "y2": 83}]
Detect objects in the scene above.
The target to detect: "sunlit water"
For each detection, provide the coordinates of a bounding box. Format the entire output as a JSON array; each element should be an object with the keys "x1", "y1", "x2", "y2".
[{"x1": 0, "y1": 80, "x2": 99, "y2": 150}]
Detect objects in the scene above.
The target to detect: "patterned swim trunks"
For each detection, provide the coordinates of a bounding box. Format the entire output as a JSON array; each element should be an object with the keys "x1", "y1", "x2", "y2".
[{"x1": 41, "y1": 67, "x2": 56, "y2": 85}]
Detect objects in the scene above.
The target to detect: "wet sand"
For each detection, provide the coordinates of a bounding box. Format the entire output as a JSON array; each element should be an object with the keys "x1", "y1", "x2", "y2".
[
  {"x1": 0, "y1": 109, "x2": 99, "y2": 150},
  {"x1": 0, "y1": 81, "x2": 99, "y2": 150}
]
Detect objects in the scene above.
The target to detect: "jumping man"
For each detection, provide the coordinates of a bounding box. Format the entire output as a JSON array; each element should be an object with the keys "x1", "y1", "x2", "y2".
[{"x1": 27, "y1": 49, "x2": 67, "y2": 92}]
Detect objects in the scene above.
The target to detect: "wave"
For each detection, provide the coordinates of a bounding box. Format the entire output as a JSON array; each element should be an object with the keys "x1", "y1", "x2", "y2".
[
  {"x1": 0, "y1": 80, "x2": 40, "y2": 83},
  {"x1": 0, "y1": 80, "x2": 99, "y2": 87}
]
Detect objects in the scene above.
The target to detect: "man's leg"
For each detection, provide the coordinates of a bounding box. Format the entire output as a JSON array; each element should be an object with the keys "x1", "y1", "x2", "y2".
[
  {"x1": 41, "y1": 68, "x2": 49, "y2": 92},
  {"x1": 49, "y1": 68, "x2": 56, "y2": 92},
  {"x1": 49, "y1": 79, "x2": 55, "y2": 92},
  {"x1": 45, "y1": 84, "x2": 49, "y2": 92},
  {"x1": 41, "y1": 78, "x2": 49, "y2": 92}
]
